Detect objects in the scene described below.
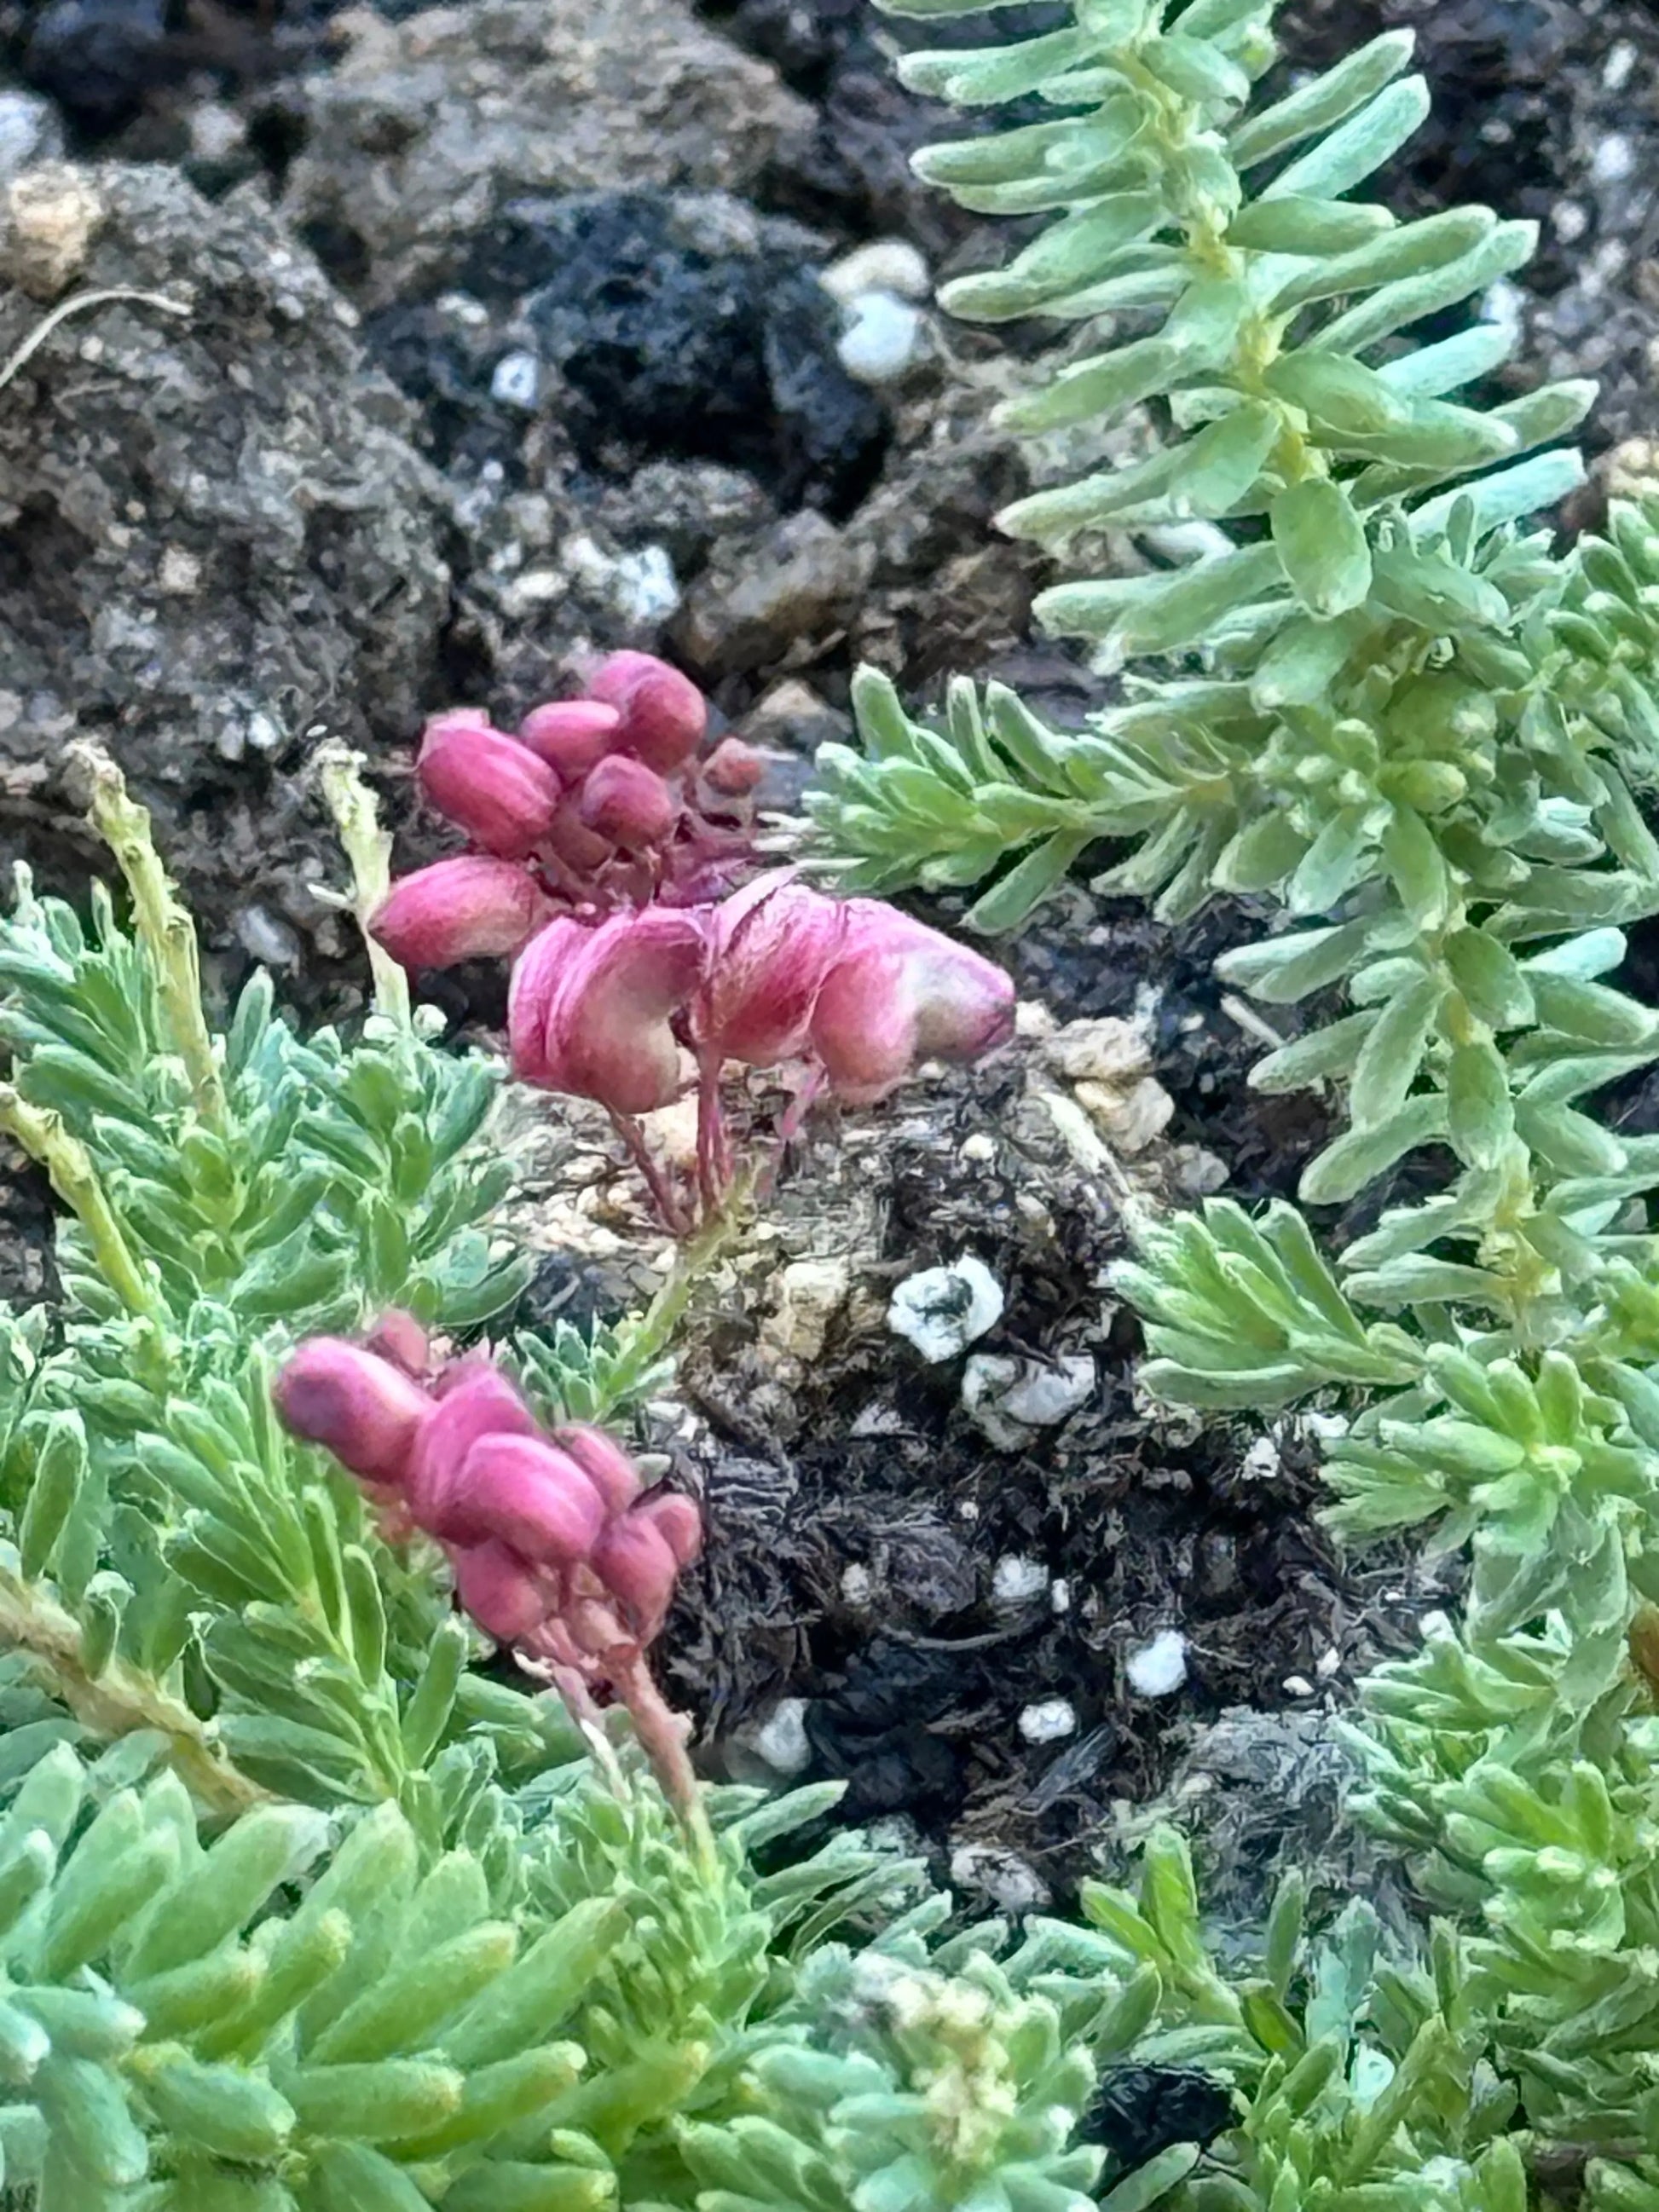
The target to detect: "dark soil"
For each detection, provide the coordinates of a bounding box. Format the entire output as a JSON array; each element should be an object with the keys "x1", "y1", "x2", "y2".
[{"x1": 0, "y1": 0, "x2": 1648, "y2": 1909}]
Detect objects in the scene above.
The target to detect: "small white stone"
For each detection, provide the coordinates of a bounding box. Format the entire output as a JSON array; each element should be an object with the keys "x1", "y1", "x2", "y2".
[
  {"x1": 1050, "y1": 1578, "x2": 1072, "y2": 1614},
  {"x1": 1240, "y1": 1435, "x2": 1280, "y2": 1482},
  {"x1": 991, "y1": 1554, "x2": 1049, "y2": 1609},
  {"x1": 837, "y1": 290, "x2": 924, "y2": 384},
  {"x1": 1126, "y1": 1629, "x2": 1188, "y2": 1699},
  {"x1": 948, "y1": 1842, "x2": 1050, "y2": 1914},
  {"x1": 1593, "y1": 134, "x2": 1636, "y2": 186},
  {"x1": 963, "y1": 1352, "x2": 1095, "y2": 1447},
  {"x1": 1483, "y1": 276, "x2": 1526, "y2": 344},
  {"x1": 743, "y1": 1698, "x2": 813, "y2": 1778},
  {"x1": 888, "y1": 1254, "x2": 1004, "y2": 1363},
  {"x1": 490, "y1": 349, "x2": 540, "y2": 407},
  {"x1": 841, "y1": 1562, "x2": 874, "y2": 1608},
  {"x1": 761, "y1": 1256, "x2": 852, "y2": 1365},
  {"x1": 821, "y1": 238, "x2": 930, "y2": 303},
  {"x1": 1605, "y1": 38, "x2": 1638, "y2": 91},
  {"x1": 1019, "y1": 1698, "x2": 1078, "y2": 1745},
  {"x1": 1302, "y1": 1410, "x2": 1350, "y2": 1443},
  {"x1": 960, "y1": 1131, "x2": 997, "y2": 1164},
  {"x1": 1284, "y1": 1673, "x2": 1315, "y2": 1698},
  {"x1": 1316, "y1": 1647, "x2": 1342, "y2": 1679},
  {"x1": 236, "y1": 904, "x2": 301, "y2": 968}
]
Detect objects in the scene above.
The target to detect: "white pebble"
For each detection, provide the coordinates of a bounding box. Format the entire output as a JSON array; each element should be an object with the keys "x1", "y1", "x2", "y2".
[
  {"x1": 1126, "y1": 1629, "x2": 1188, "y2": 1699},
  {"x1": 1049, "y1": 1578, "x2": 1072, "y2": 1614},
  {"x1": 821, "y1": 238, "x2": 930, "y2": 303},
  {"x1": 1019, "y1": 1698, "x2": 1078, "y2": 1745},
  {"x1": 1240, "y1": 1435, "x2": 1280, "y2": 1482},
  {"x1": 490, "y1": 348, "x2": 540, "y2": 407},
  {"x1": 1316, "y1": 1647, "x2": 1342, "y2": 1679},
  {"x1": 948, "y1": 1842, "x2": 1050, "y2": 1914},
  {"x1": 837, "y1": 290, "x2": 924, "y2": 384},
  {"x1": 1593, "y1": 134, "x2": 1636, "y2": 186},
  {"x1": 888, "y1": 1254, "x2": 1004, "y2": 1363},
  {"x1": 841, "y1": 1562, "x2": 874, "y2": 1608},
  {"x1": 743, "y1": 1698, "x2": 812, "y2": 1777},
  {"x1": 1284, "y1": 1674, "x2": 1315, "y2": 1698},
  {"x1": 991, "y1": 1554, "x2": 1049, "y2": 1609}
]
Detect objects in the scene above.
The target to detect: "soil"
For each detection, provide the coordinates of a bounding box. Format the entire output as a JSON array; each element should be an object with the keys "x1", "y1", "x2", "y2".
[{"x1": 0, "y1": 0, "x2": 1651, "y2": 1917}]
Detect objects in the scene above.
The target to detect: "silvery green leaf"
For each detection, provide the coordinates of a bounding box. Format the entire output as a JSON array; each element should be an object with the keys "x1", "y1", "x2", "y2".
[
  {"x1": 1271, "y1": 479, "x2": 1373, "y2": 615},
  {"x1": 1315, "y1": 218, "x2": 1538, "y2": 355},
  {"x1": 1408, "y1": 449, "x2": 1587, "y2": 537},
  {"x1": 897, "y1": 28, "x2": 1090, "y2": 102},
  {"x1": 1249, "y1": 609, "x2": 1371, "y2": 708},
  {"x1": 1370, "y1": 535, "x2": 1511, "y2": 631},
  {"x1": 1323, "y1": 400, "x2": 1519, "y2": 472},
  {"x1": 1376, "y1": 321, "x2": 1517, "y2": 401},
  {"x1": 1269, "y1": 205, "x2": 1494, "y2": 315},
  {"x1": 1211, "y1": 810, "x2": 1309, "y2": 894},
  {"x1": 1444, "y1": 930, "x2": 1535, "y2": 1029},
  {"x1": 964, "y1": 832, "x2": 1094, "y2": 933},
  {"x1": 1002, "y1": 403, "x2": 1276, "y2": 538},
  {"x1": 1228, "y1": 31, "x2": 1415, "y2": 169},
  {"x1": 1264, "y1": 75, "x2": 1430, "y2": 201},
  {"x1": 1300, "y1": 1094, "x2": 1449, "y2": 1204},
  {"x1": 1286, "y1": 806, "x2": 1371, "y2": 912},
  {"x1": 1143, "y1": 33, "x2": 1249, "y2": 106},
  {"x1": 1264, "y1": 351, "x2": 1406, "y2": 434},
  {"x1": 1228, "y1": 194, "x2": 1393, "y2": 254},
  {"x1": 912, "y1": 103, "x2": 1144, "y2": 188},
  {"x1": 1217, "y1": 919, "x2": 1373, "y2": 1002},
  {"x1": 998, "y1": 335, "x2": 1185, "y2": 432},
  {"x1": 1035, "y1": 541, "x2": 1284, "y2": 654},
  {"x1": 1446, "y1": 1038, "x2": 1514, "y2": 1168},
  {"x1": 1349, "y1": 974, "x2": 1443, "y2": 1130},
  {"x1": 942, "y1": 191, "x2": 1165, "y2": 319},
  {"x1": 1249, "y1": 1009, "x2": 1381, "y2": 1094}
]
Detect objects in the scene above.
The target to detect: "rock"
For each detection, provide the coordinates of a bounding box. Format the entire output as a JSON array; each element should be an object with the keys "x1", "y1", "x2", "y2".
[
  {"x1": 990, "y1": 1554, "x2": 1049, "y2": 1609},
  {"x1": 947, "y1": 1840, "x2": 1050, "y2": 1913},
  {"x1": 821, "y1": 239, "x2": 931, "y2": 305},
  {"x1": 887, "y1": 1254, "x2": 1003, "y2": 1364},
  {"x1": 20, "y1": 0, "x2": 173, "y2": 135},
  {"x1": 729, "y1": 1695, "x2": 813, "y2": 1779},
  {"x1": 962, "y1": 1351, "x2": 1095, "y2": 1447},
  {"x1": 282, "y1": 0, "x2": 815, "y2": 308},
  {"x1": 1043, "y1": 1018, "x2": 1176, "y2": 1157},
  {"x1": 675, "y1": 510, "x2": 873, "y2": 679},
  {"x1": 740, "y1": 679, "x2": 852, "y2": 758},
  {"x1": 592, "y1": 460, "x2": 772, "y2": 575},
  {"x1": 505, "y1": 192, "x2": 887, "y2": 513},
  {"x1": 0, "y1": 93, "x2": 65, "y2": 185},
  {"x1": 1125, "y1": 1630, "x2": 1188, "y2": 1700},
  {"x1": 1018, "y1": 1697, "x2": 1078, "y2": 1745},
  {"x1": 836, "y1": 290, "x2": 925, "y2": 385},
  {"x1": 0, "y1": 163, "x2": 450, "y2": 976},
  {"x1": 0, "y1": 162, "x2": 102, "y2": 297},
  {"x1": 761, "y1": 1256, "x2": 853, "y2": 1366}
]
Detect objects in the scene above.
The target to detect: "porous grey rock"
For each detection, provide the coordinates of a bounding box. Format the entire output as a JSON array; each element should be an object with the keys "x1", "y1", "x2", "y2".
[
  {"x1": 0, "y1": 162, "x2": 450, "y2": 974},
  {"x1": 282, "y1": 0, "x2": 814, "y2": 309}
]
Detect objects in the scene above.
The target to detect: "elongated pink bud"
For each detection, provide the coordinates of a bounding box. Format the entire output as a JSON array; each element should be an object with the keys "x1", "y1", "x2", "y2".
[
  {"x1": 408, "y1": 1361, "x2": 538, "y2": 1526},
  {"x1": 634, "y1": 1490, "x2": 702, "y2": 1567},
  {"x1": 809, "y1": 903, "x2": 1015, "y2": 1104},
  {"x1": 693, "y1": 869, "x2": 846, "y2": 1066},
  {"x1": 701, "y1": 736, "x2": 766, "y2": 796},
  {"x1": 586, "y1": 651, "x2": 707, "y2": 773},
  {"x1": 273, "y1": 1340, "x2": 431, "y2": 1484},
  {"x1": 428, "y1": 1433, "x2": 606, "y2": 1563},
  {"x1": 591, "y1": 1514, "x2": 681, "y2": 1643},
  {"x1": 451, "y1": 1539, "x2": 548, "y2": 1643},
  {"x1": 552, "y1": 1424, "x2": 642, "y2": 1513},
  {"x1": 418, "y1": 713, "x2": 561, "y2": 858},
  {"x1": 519, "y1": 699, "x2": 622, "y2": 779},
  {"x1": 369, "y1": 857, "x2": 552, "y2": 969},
  {"x1": 578, "y1": 754, "x2": 678, "y2": 848},
  {"x1": 509, "y1": 909, "x2": 706, "y2": 1115}
]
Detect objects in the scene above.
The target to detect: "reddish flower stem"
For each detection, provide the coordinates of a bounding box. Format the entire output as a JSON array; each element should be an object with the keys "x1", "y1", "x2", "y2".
[{"x1": 607, "y1": 1107, "x2": 692, "y2": 1237}]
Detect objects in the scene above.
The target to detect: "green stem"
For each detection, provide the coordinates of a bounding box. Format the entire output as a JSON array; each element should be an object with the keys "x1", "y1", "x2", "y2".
[
  {"x1": 0, "y1": 1558, "x2": 267, "y2": 1815},
  {"x1": 0, "y1": 1086, "x2": 165, "y2": 1323},
  {"x1": 594, "y1": 1170, "x2": 758, "y2": 1424},
  {"x1": 315, "y1": 740, "x2": 413, "y2": 1031},
  {"x1": 69, "y1": 742, "x2": 229, "y2": 1134}
]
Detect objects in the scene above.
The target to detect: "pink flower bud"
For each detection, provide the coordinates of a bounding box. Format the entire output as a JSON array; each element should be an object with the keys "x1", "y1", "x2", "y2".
[
  {"x1": 577, "y1": 754, "x2": 679, "y2": 849},
  {"x1": 427, "y1": 1433, "x2": 606, "y2": 1563},
  {"x1": 634, "y1": 1490, "x2": 702, "y2": 1567},
  {"x1": 509, "y1": 910, "x2": 706, "y2": 1115},
  {"x1": 701, "y1": 736, "x2": 767, "y2": 796},
  {"x1": 408, "y1": 1361, "x2": 538, "y2": 1527},
  {"x1": 364, "y1": 1311, "x2": 430, "y2": 1377},
  {"x1": 590, "y1": 1514, "x2": 681, "y2": 1643},
  {"x1": 586, "y1": 651, "x2": 708, "y2": 774},
  {"x1": 552, "y1": 1423, "x2": 642, "y2": 1514},
  {"x1": 692, "y1": 869, "x2": 847, "y2": 1067},
  {"x1": 418, "y1": 713, "x2": 561, "y2": 858},
  {"x1": 369, "y1": 857, "x2": 552, "y2": 969},
  {"x1": 809, "y1": 903, "x2": 1015, "y2": 1104},
  {"x1": 451, "y1": 1538, "x2": 548, "y2": 1643},
  {"x1": 273, "y1": 1339, "x2": 431, "y2": 1485},
  {"x1": 518, "y1": 699, "x2": 622, "y2": 780}
]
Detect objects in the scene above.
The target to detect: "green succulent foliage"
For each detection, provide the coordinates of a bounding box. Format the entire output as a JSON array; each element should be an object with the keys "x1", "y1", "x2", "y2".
[
  {"x1": 506, "y1": 1316, "x2": 678, "y2": 1432},
  {"x1": 0, "y1": 868, "x2": 528, "y2": 1335}
]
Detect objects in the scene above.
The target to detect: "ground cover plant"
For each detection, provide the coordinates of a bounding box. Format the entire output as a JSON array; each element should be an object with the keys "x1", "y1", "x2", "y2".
[{"x1": 0, "y1": 3, "x2": 1657, "y2": 2212}]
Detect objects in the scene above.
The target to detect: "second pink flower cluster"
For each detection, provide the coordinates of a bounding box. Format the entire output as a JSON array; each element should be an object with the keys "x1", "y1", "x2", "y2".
[{"x1": 275, "y1": 1314, "x2": 699, "y2": 1670}]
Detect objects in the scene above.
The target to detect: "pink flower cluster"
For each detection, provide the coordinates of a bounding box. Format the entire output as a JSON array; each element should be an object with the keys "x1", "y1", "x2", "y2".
[
  {"x1": 367, "y1": 653, "x2": 1015, "y2": 1232},
  {"x1": 371, "y1": 651, "x2": 764, "y2": 967},
  {"x1": 274, "y1": 1314, "x2": 699, "y2": 1673}
]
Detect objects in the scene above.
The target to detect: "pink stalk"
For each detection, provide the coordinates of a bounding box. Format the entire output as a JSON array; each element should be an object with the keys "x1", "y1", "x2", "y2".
[{"x1": 607, "y1": 1107, "x2": 691, "y2": 1237}]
